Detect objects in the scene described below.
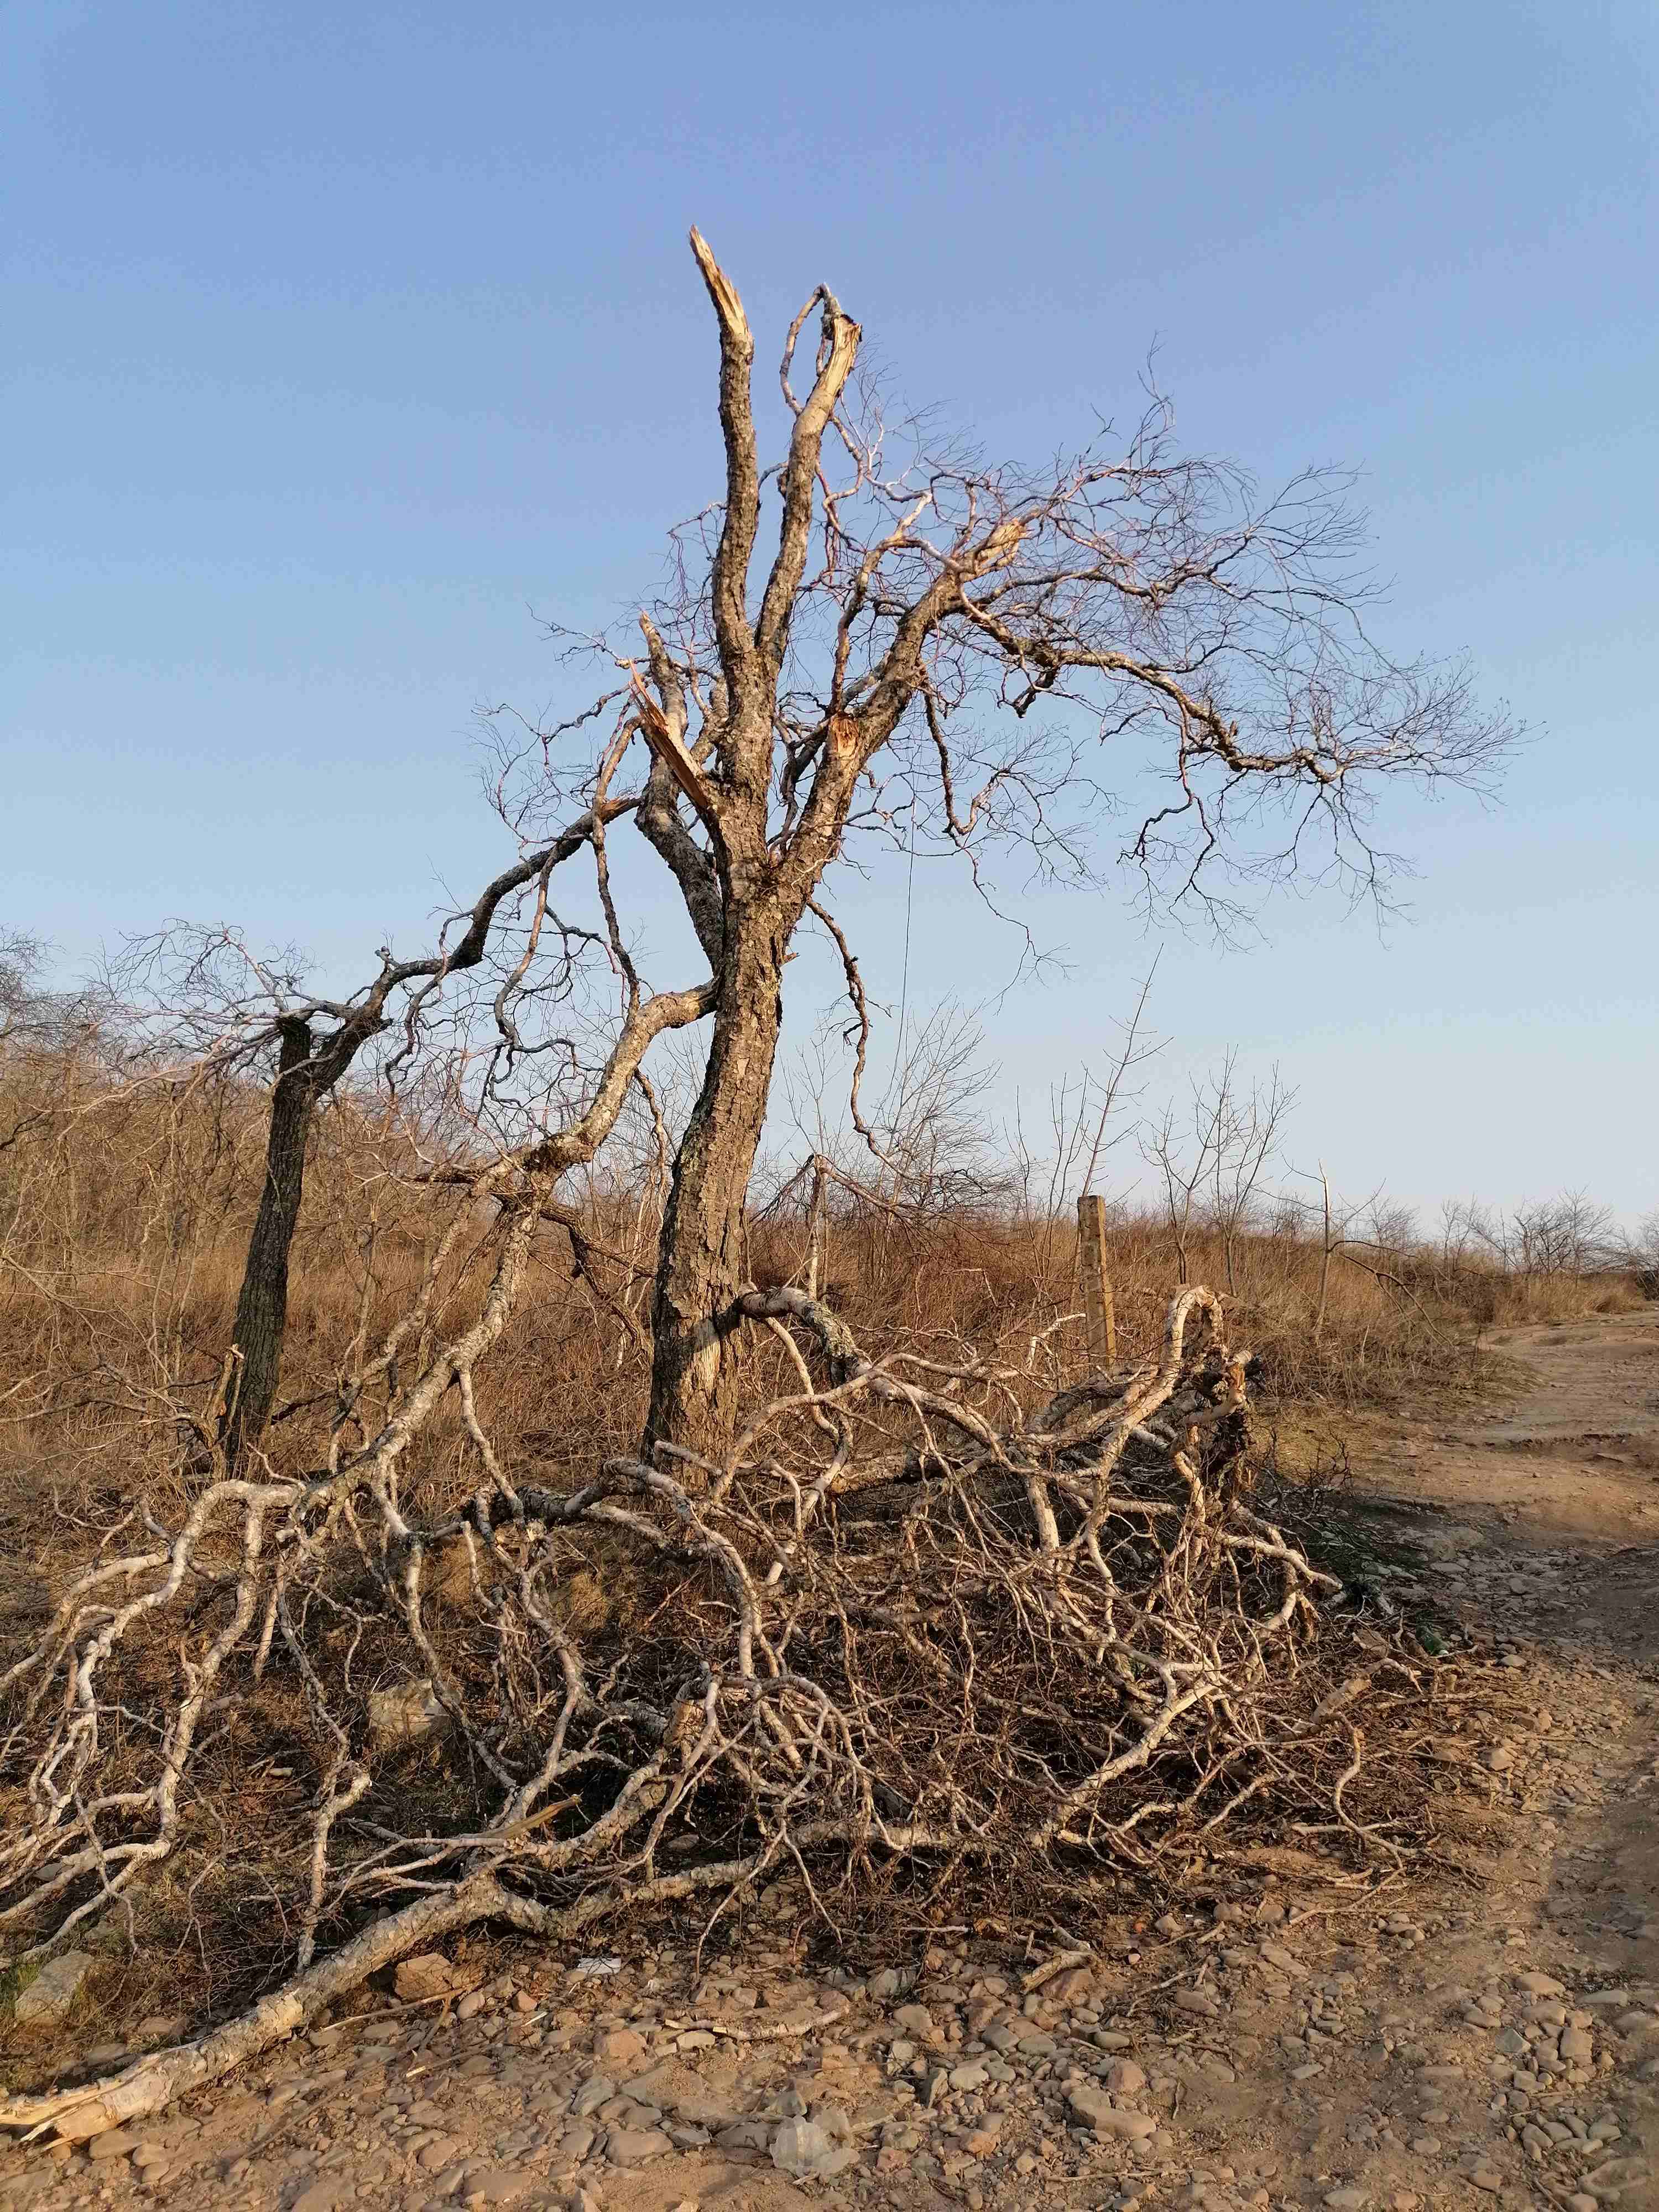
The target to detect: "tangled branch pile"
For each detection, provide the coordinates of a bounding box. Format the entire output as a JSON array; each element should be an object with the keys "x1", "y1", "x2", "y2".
[{"x1": 0, "y1": 1285, "x2": 1438, "y2": 2140}]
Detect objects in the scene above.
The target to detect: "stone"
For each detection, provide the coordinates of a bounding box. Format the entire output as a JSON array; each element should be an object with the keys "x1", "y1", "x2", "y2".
[
  {"x1": 893, "y1": 2003, "x2": 936, "y2": 2039},
  {"x1": 291, "y1": 2185, "x2": 345, "y2": 2212},
  {"x1": 605, "y1": 2126, "x2": 671, "y2": 2166},
  {"x1": 1466, "y1": 2171, "x2": 1503, "y2": 2195},
  {"x1": 594, "y1": 2028, "x2": 645, "y2": 2065},
  {"x1": 462, "y1": 2172, "x2": 536, "y2": 2204},
  {"x1": 1559, "y1": 2026, "x2": 1594, "y2": 2062},
  {"x1": 948, "y1": 2062, "x2": 989, "y2": 2091},
  {"x1": 572, "y1": 2077, "x2": 615, "y2": 2118},
  {"x1": 395, "y1": 1954, "x2": 456, "y2": 2002},
  {"x1": 457, "y1": 1990, "x2": 489, "y2": 2021},
  {"x1": 1259, "y1": 1944, "x2": 1304, "y2": 1978},
  {"x1": 1323, "y1": 2192, "x2": 1367, "y2": 2211},
  {"x1": 1517, "y1": 1972, "x2": 1565, "y2": 1997},
  {"x1": 771, "y1": 2117, "x2": 857, "y2": 2180},
  {"x1": 1067, "y1": 2085, "x2": 1156, "y2": 2141},
  {"x1": 1105, "y1": 2060, "x2": 1147, "y2": 2096},
  {"x1": 715, "y1": 2119, "x2": 774, "y2": 2151},
  {"x1": 86, "y1": 2130, "x2": 135, "y2": 2162},
  {"x1": 419, "y1": 2137, "x2": 468, "y2": 2171},
  {"x1": 1173, "y1": 1987, "x2": 1219, "y2": 2017},
  {"x1": 13, "y1": 1950, "x2": 92, "y2": 2028}
]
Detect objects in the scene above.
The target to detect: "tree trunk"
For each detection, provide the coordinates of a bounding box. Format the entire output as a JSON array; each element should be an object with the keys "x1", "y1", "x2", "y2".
[
  {"x1": 646, "y1": 914, "x2": 787, "y2": 1460},
  {"x1": 220, "y1": 1018, "x2": 317, "y2": 1469}
]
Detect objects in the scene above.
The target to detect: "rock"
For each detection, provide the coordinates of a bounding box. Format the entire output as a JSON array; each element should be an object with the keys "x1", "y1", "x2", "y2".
[
  {"x1": 948, "y1": 2062, "x2": 989, "y2": 2091},
  {"x1": 1559, "y1": 2026, "x2": 1594, "y2": 2062},
  {"x1": 771, "y1": 2117, "x2": 857, "y2": 2180},
  {"x1": 1481, "y1": 1744, "x2": 1515, "y2": 1773},
  {"x1": 419, "y1": 2136, "x2": 468, "y2": 2171},
  {"x1": 1259, "y1": 1944, "x2": 1303, "y2": 1978},
  {"x1": 605, "y1": 2126, "x2": 671, "y2": 2166},
  {"x1": 395, "y1": 1954, "x2": 456, "y2": 2002},
  {"x1": 1466, "y1": 2170, "x2": 1503, "y2": 2195},
  {"x1": 715, "y1": 2119, "x2": 774, "y2": 2152},
  {"x1": 86, "y1": 2130, "x2": 135, "y2": 2162},
  {"x1": 893, "y1": 2003, "x2": 935, "y2": 2038},
  {"x1": 457, "y1": 1990, "x2": 488, "y2": 2021},
  {"x1": 1067, "y1": 2085, "x2": 1156, "y2": 2141},
  {"x1": 1323, "y1": 2192, "x2": 1367, "y2": 2211},
  {"x1": 1172, "y1": 1987, "x2": 1219, "y2": 2017},
  {"x1": 367, "y1": 1676, "x2": 445, "y2": 1746},
  {"x1": 1517, "y1": 1972, "x2": 1564, "y2": 1997},
  {"x1": 13, "y1": 1950, "x2": 92, "y2": 2028},
  {"x1": 573, "y1": 2077, "x2": 615, "y2": 2119},
  {"x1": 291, "y1": 2185, "x2": 343, "y2": 2212},
  {"x1": 570, "y1": 2194, "x2": 604, "y2": 2212},
  {"x1": 1105, "y1": 2060, "x2": 1147, "y2": 2096},
  {"x1": 463, "y1": 2171, "x2": 537, "y2": 2203},
  {"x1": 594, "y1": 2028, "x2": 645, "y2": 2065}
]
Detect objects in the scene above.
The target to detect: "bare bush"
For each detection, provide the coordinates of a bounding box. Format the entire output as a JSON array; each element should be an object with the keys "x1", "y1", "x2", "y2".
[{"x1": 0, "y1": 1281, "x2": 1444, "y2": 2140}]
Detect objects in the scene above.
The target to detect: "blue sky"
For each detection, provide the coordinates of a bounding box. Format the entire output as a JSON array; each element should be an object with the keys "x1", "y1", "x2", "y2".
[{"x1": 6, "y1": 1, "x2": 1656, "y2": 1224}]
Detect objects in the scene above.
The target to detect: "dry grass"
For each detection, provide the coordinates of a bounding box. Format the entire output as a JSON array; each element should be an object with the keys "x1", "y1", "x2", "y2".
[{"x1": 2, "y1": 1034, "x2": 1644, "y2": 1530}]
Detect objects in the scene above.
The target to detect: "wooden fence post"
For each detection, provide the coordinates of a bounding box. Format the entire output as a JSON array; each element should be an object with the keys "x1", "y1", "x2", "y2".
[{"x1": 1077, "y1": 1193, "x2": 1117, "y2": 1370}]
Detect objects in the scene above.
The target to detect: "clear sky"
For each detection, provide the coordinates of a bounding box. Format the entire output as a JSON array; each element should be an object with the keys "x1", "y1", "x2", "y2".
[{"x1": 6, "y1": 1, "x2": 1656, "y2": 1227}]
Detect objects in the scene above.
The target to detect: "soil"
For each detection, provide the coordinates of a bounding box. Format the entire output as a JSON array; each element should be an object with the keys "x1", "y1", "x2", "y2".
[{"x1": 2, "y1": 1310, "x2": 1655, "y2": 2212}]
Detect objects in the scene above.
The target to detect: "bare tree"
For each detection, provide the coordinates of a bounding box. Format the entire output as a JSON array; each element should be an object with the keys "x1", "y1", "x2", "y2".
[
  {"x1": 0, "y1": 247, "x2": 1551, "y2": 2137},
  {"x1": 1207, "y1": 1057, "x2": 1297, "y2": 1292},
  {"x1": 465, "y1": 231, "x2": 1506, "y2": 1457},
  {"x1": 100, "y1": 226, "x2": 1513, "y2": 1474}
]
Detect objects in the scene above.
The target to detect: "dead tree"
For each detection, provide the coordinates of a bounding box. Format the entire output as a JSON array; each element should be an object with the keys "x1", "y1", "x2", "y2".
[
  {"x1": 550, "y1": 232, "x2": 1511, "y2": 1458},
  {"x1": 111, "y1": 795, "x2": 643, "y2": 1466},
  {"x1": 114, "y1": 231, "x2": 1512, "y2": 1469},
  {"x1": 0, "y1": 238, "x2": 1525, "y2": 2137}
]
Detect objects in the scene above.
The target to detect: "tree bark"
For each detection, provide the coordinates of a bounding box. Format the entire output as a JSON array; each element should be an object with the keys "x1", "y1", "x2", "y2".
[
  {"x1": 220, "y1": 1018, "x2": 317, "y2": 1469},
  {"x1": 645, "y1": 906, "x2": 787, "y2": 1460}
]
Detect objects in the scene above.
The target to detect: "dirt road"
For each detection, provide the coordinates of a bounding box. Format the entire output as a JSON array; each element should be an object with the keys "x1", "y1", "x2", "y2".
[{"x1": 2, "y1": 1313, "x2": 1654, "y2": 2212}]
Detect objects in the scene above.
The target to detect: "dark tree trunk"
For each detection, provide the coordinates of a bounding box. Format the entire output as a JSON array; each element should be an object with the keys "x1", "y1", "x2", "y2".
[
  {"x1": 220, "y1": 1018, "x2": 318, "y2": 1469},
  {"x1": 645, "y1": 908, "x2": 787, "y2": 1461}
]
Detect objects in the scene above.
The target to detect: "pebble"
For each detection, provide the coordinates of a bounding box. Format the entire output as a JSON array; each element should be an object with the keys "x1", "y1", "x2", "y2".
[{"x1": 606, "y1": 2125, "x2": 672, "y2": 2165}]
